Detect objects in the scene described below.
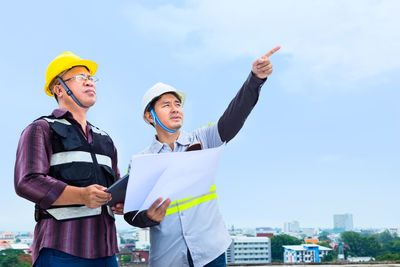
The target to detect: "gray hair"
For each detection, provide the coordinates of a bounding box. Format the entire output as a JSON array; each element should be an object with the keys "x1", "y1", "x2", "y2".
[{"x1": 49, "y1": 69, "x2": 70, "y2": 97}]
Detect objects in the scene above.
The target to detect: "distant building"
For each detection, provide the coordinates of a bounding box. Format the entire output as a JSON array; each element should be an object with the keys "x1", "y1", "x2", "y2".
[
  {"x1": 226, "y1": 236, "x2": 271, "y2": 264},
  {"x1": 257, "y1": 233, "x2": 274, "y2": 238},
  {"x1": 284, "y1": 232, "x2": 303, "y2": 240},
  {"x1": 389, "y1": 227, "x2": 400, "y2": 237},
  {"x1": 123, "y1": 243, "x2": 136, "y2": 251},
  {"x1": 15, "y1": 232, "x2": 34, "y2": 247},
  {"x1": 117, "y1": 248, "x2": 149, "y2": 263},
  {"x1": 283, "y1": 244, "x2": 331, "y2": 263},
  {"x1": 0, "y1": 232, "x2": 15, "y2": 244},
  {"x1": 284, "y1": 221, "x2": 300, "y2": 233},
  {"x1": 304, "y1": 238, "x2": 319, "y2": 244},
  {"x1": 347, "y1": 256, "x2": 374, "y2": 262},
  {"x1": 0, "y1": 240, "x2": 10, "y2": 250},
  {"x1": 135, "y1": 228, "x2": 150, "y2": 249},
  {"x1": 10, "y1": 243, "x2": 30, "y2": 252},
  {"x1": 133, "y1": 250, "x2": 149, "y2": 262},
  {"x1": 256, "y1": 227, "x2": 275, "y2": 237},
  {"x1": 300, "y1": 227, "x2": 318, "y2": 237},
  {"x1": 333, "y1": 213, "x2": 353, "y2": 232}
]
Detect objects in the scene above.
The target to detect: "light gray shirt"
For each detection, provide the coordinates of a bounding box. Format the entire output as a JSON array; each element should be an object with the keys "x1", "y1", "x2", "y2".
[{"x1": 143, "y1": 123, "x2": 232, "y2": 267}]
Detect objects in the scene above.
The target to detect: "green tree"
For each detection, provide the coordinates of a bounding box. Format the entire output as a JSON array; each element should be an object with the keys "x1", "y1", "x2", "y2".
[
  {"x1": 0, "y1": 249, "x2": 31, "y2": 267},
  {"x1": 377, "y1": 231, "x2": 394, "y2": 244},
  {"x1": 318, "y1": 231, "x2": 330, "y2": 242},
  {"x1": 121, "y1": 255, "x2": 131, "y2": 263},
  {"x1": 321, "y1": 251, "x2": 335, "y2": 262},
  {"x1": 383, "y1": 240, "x2": 400, "y2": 254},
  {"x1": 341, "y1": 232, "x2": 364, "y2": 256},
  {"x1": 341, "y1": 232, "x2": 381, "y2": 257},
  {"x1": 376, "y1": 253, "x2": 400, "y2": 261},
  {"x1": 270, "y1": 234, "x2": 302, "y2": 262},
  {"x1": 362, "y1": 235, "x2": 381, "y2": 257}
]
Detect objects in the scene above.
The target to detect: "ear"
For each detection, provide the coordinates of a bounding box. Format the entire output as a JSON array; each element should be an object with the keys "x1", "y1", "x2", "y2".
[
  {"x1": 144, "y1": 111, "x2": 154, "y2": 124},
  {"x1": 53, "y1": 84, "x2": 63, "y2": 98}
]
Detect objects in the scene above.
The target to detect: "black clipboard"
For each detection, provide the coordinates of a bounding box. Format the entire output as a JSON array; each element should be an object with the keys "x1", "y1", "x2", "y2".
[{"x1": 106, "y1": 174, "x2": 129, "y2": 206}]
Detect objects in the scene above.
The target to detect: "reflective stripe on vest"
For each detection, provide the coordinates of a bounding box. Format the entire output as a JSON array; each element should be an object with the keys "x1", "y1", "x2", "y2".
[
  {"x1": 91, "y1": 126, "x2": 108, "y2": 136},
  {"x1": 45, "y1": 206, "x2": 115, "y2": 220},
  {"x1": 43, "y1": 117, "x2": 71, "y2": 125},
  {"x1": 50, "y1": 151, "x2": 112, "y2": 168},
  {"x1": 165, "y1": 185, "x2": 217, "y2": 216}
]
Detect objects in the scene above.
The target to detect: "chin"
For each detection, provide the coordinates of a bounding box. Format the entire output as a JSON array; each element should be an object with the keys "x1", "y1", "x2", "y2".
[
  {"x1": 166, "y1": 122, "x2": 181, "y2": 130},
  {"x1": 83, "y1": 96, "x2": 97, "y2": 106},
  {"x1": 173, "y1": 124, "x2": 183, "y2": 130},
  {"x1": 81, "y1": 100, "x2": 96, "y2": 107}
]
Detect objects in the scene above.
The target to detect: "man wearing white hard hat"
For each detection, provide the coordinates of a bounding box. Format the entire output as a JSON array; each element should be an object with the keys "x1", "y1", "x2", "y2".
[
  {"x1": 15, "y1": 52, "x2": 123, "y2": 266},
  {"x1": 124, "y1": 46, "x2": 280, "y2": 267}
]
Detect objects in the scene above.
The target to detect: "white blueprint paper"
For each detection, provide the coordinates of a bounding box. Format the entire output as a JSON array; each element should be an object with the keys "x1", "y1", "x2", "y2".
[{"x1": 123, "y1": 144, "x2": 225, "y2": 215}]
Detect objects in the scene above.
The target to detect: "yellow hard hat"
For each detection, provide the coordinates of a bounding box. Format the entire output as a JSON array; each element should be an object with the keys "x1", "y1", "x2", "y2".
[{"x1": 44, "y1": 51, "x2": 98, "y2": 97}]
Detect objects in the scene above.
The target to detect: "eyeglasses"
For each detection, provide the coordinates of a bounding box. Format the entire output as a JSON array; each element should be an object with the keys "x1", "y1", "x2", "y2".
[{"x1": 63, "y1": 74, "x2": 99, "y2": 84}]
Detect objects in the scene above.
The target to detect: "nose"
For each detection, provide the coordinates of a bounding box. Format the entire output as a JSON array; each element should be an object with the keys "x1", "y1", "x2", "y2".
[
  {"x1": 84, "y1": 79, "x2": 95, "y2": 87},
  {"x1": 171, "y1": 105, "x2": 180, "y2": 113}
]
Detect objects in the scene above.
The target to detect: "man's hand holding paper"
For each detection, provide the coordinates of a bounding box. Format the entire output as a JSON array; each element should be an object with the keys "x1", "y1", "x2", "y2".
[{"x1": 123, "y1": 144, "x2": 225, "y2": 221}]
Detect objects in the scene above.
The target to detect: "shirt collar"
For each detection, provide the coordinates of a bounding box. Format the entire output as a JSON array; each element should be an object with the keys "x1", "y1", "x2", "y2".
[
  {"x1": 175, "y1": 130, "x2": 191, "y2": 146},
  {"x1": 148, "y1": 130, "x2": 191, "y2": 153},
  {"x1": 52, "y1": 109, "x2": 70, "y2": 119},
  {"x1": 51, "y1": 109, "x2": 92, "y2": 135},
  {"x1": 148, "y1": 137, "x2": 164, "y2": 154}
]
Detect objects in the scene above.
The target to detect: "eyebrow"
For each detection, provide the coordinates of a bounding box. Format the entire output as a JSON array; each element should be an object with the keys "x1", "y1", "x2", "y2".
[{"x1": 162, "y1": 98, "x2": 180, "y2": 103}]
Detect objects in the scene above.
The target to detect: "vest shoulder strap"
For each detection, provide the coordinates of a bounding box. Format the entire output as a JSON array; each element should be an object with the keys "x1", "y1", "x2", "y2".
[{"x1": 88, "y1": 122, "x2": 110, "y2": 137}]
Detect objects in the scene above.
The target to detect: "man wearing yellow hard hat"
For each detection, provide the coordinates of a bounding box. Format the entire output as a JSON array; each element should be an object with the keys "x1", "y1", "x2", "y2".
[
  {"x1": 124, "y1": 46, "x2": 280, "y2": 267},
  {"x1": 14, "y1": 52, "x2": 123, "y2": 266}
]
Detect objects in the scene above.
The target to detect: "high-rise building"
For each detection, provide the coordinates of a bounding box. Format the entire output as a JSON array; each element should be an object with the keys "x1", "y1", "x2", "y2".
[
  {"x1": 226, "y1": 236, "x2": 271, "y2": 264},
  {"x1": 284, "y1": 221, "x2": 300, "y2": 233},
  {"x1": 333, "y1": 213, "x2": 353, "y2": 232}
]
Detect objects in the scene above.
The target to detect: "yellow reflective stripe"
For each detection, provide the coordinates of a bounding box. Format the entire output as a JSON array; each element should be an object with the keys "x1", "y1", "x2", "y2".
[
  {"x1": 166, "y1": 185, "x2": 217, "y2": 216},
  {"x1": 200, "y1": 122, "x2": 214, "y2": 128},
  {"x1": 169, "y1": 185, "x2": 216, "y2": 206}
]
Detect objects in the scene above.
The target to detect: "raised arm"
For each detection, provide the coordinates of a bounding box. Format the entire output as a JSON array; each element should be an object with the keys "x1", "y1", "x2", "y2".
[{"x1": 218, "y1": 46, "x2": 280, "y2": 142}]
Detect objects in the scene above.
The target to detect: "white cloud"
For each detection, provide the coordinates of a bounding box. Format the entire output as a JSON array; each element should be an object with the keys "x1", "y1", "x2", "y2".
[{"x1": 125, "y1": 0, "x2": 400, "y2": 93}]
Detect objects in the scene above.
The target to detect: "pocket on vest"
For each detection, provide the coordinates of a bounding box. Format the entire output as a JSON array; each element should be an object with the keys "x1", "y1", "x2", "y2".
[{"x1": 57, "y1": 162, "x2": 93, "y2": 187}]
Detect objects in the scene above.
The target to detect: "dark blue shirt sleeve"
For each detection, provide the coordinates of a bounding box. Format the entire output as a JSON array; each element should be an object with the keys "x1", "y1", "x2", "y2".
[
  {"x1": 217, "y1": 72, "x2": 266, "y2": 142},
  {"x1": 124, "y1": 210, "x2": 160, "y2": 228}
]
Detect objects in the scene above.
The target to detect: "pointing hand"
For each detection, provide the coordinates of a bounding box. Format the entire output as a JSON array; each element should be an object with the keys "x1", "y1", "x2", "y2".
[{"x1": 252, "y1": 46, "x2": 280, "y2": 79}]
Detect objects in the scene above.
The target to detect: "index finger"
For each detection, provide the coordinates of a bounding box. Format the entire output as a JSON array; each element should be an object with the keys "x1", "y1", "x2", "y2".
[
  {"x1": 149, "y1": 197, "x2": 163, "y2": 210},
  {"x1": 93, "y1": 184, "x2": 108, "y2": 191},
  {"x1": 95, "y1": 191, "x2": 111, "y2": 200},
  {"x1": 161, "y1": 198, "x2": 171, "y2": 208},
  {"x1": 157, "y1": 199, "x2": 171, "y2": 212},
  {"x1": 265, "y1": 46, "x2": 281, "y2": 57}
]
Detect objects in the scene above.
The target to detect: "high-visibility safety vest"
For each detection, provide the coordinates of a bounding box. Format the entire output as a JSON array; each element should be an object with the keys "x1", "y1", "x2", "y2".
[{"x1": 35, "y1": 115, "x2": 117, "y2": 221}]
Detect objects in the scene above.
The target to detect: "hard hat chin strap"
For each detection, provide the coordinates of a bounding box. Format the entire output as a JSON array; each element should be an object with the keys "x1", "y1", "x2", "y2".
[
  {"x1": 150, "y1": 109, "x2": 178, "y2": 133},
  {"x1": 57, "y1": 77, "x2": 89, "y2": 109}
]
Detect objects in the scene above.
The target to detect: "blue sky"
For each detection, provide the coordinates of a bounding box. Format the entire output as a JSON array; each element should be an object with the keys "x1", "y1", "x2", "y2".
[{"x1": 1, "y1": 0, "x2": 399, "y2": 232}]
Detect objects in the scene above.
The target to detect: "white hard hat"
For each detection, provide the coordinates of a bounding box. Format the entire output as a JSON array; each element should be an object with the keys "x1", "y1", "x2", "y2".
[{"x1": 141, "y1": 82, "x2": 186, "y2": 124}]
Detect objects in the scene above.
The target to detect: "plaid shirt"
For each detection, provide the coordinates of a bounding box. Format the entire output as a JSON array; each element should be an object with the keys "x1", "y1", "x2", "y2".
[{"x1": 14, "y1": 109, "x2": 120, "y2": 264}]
